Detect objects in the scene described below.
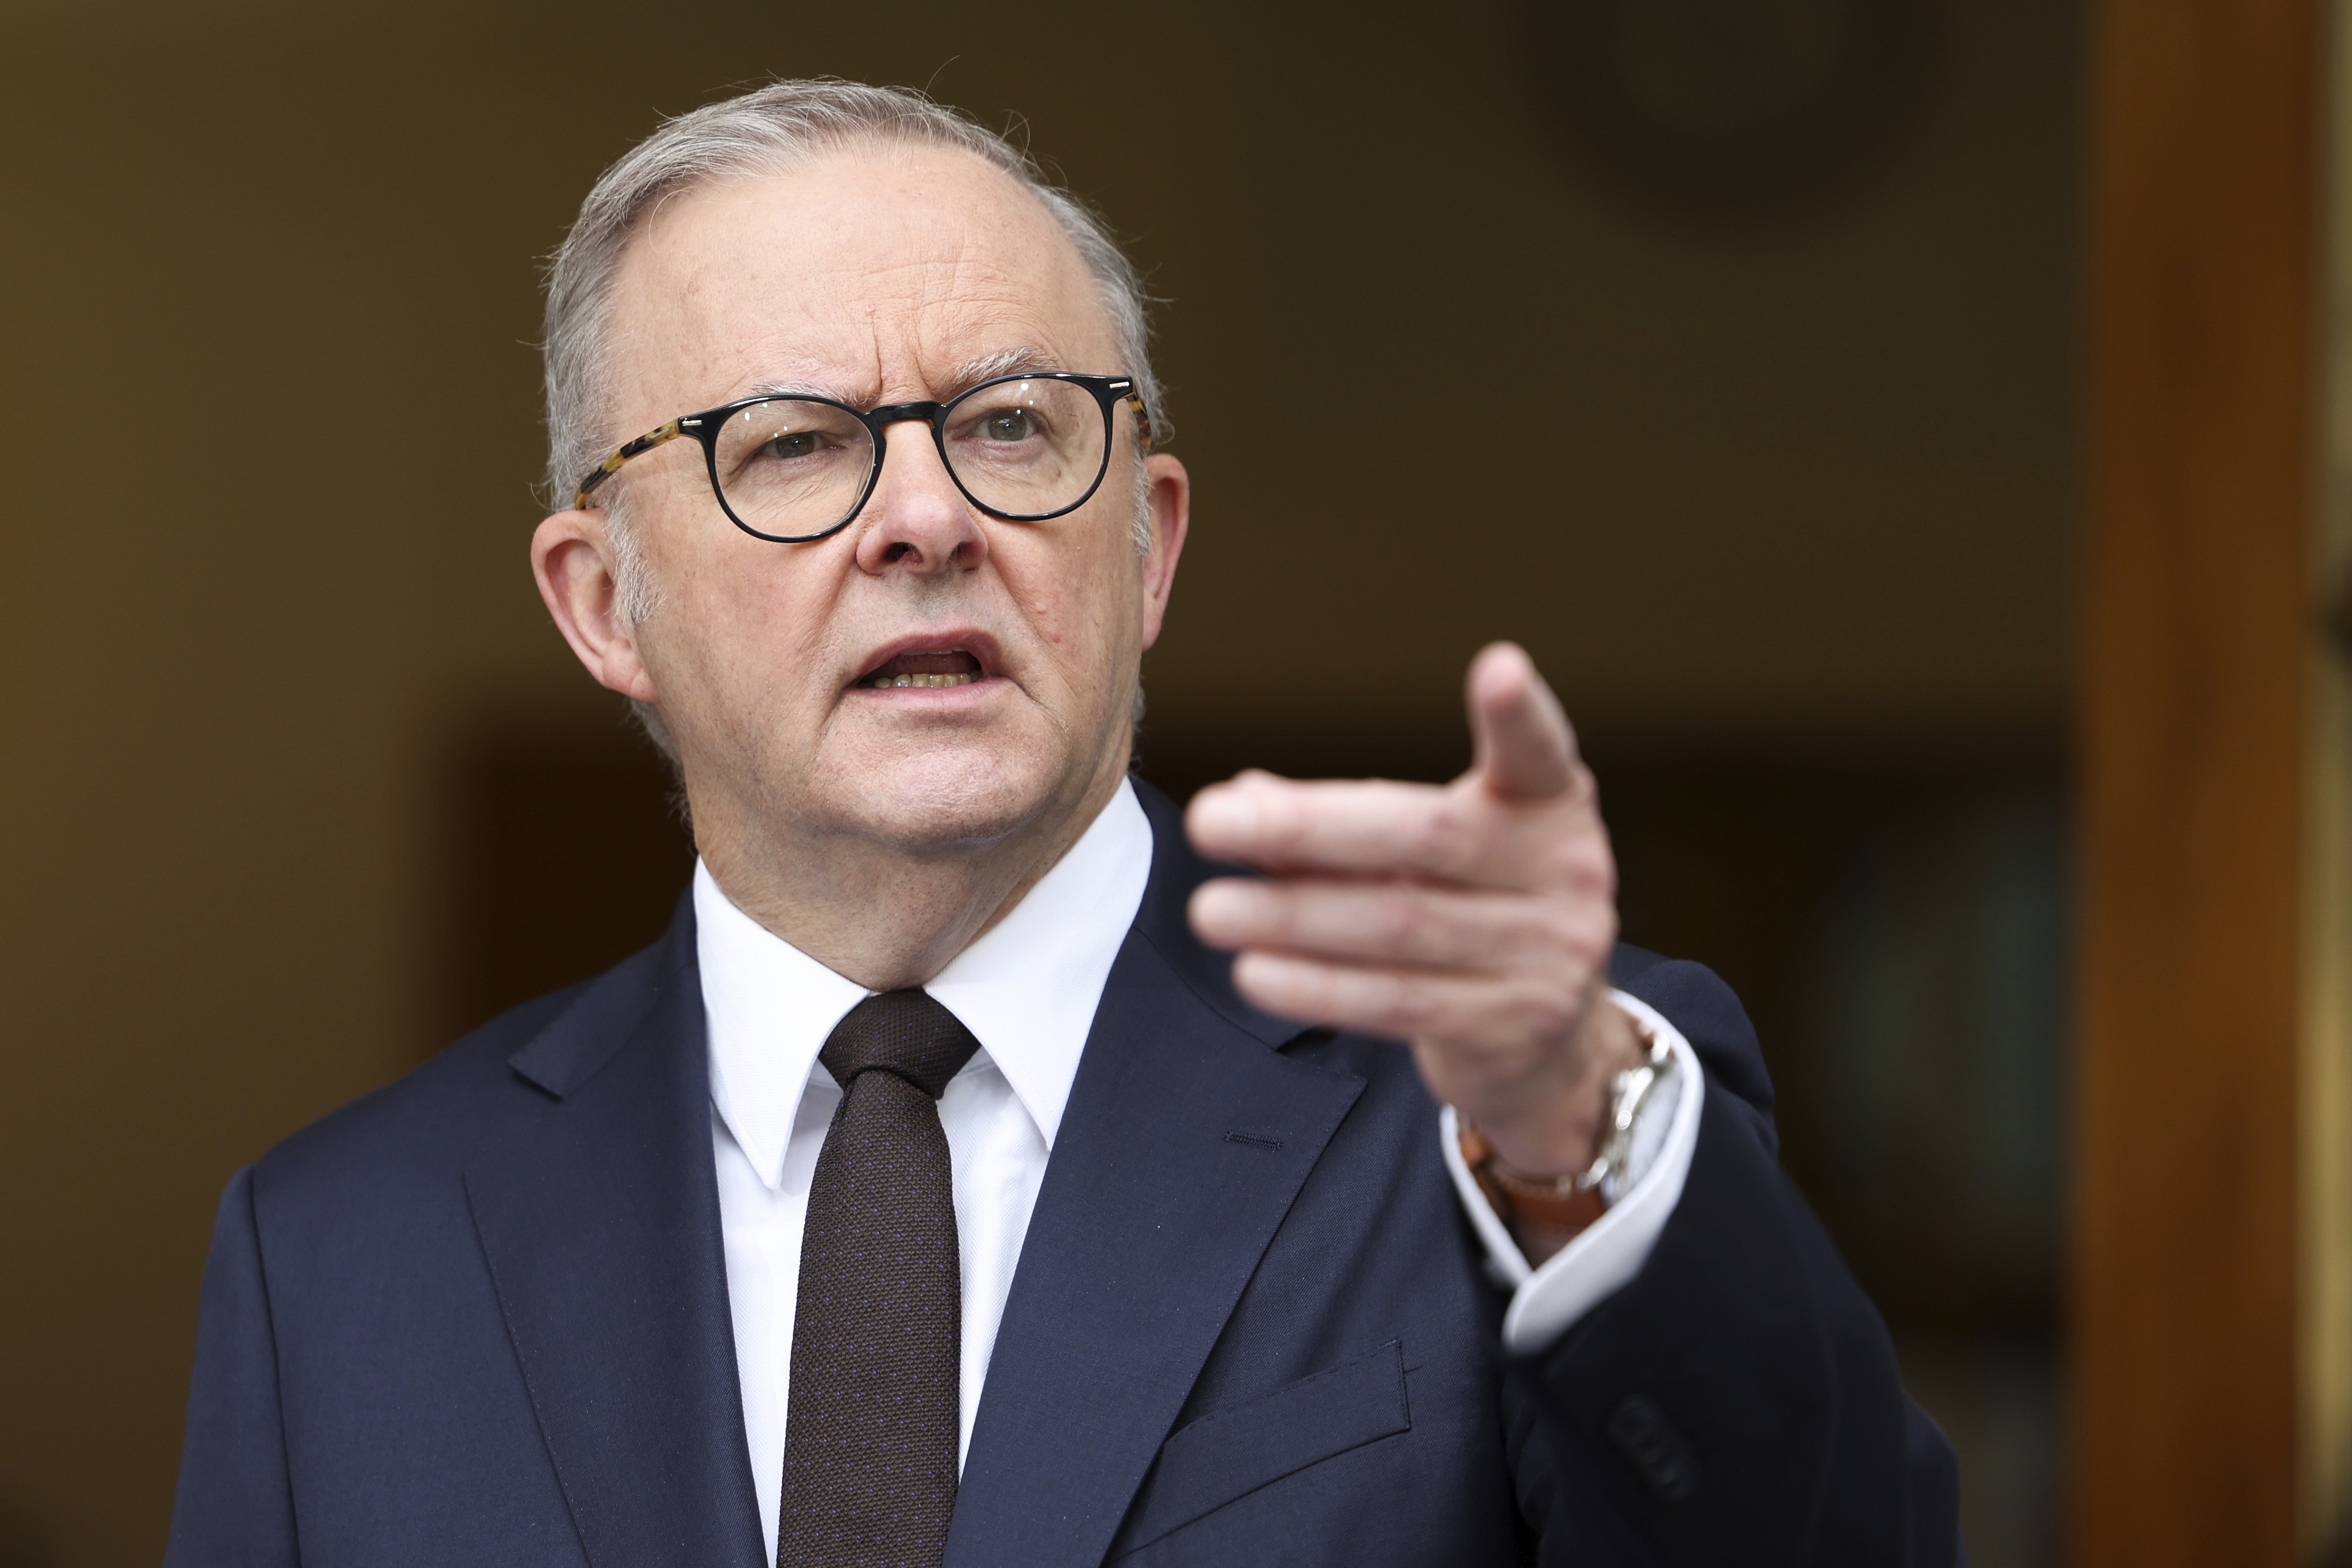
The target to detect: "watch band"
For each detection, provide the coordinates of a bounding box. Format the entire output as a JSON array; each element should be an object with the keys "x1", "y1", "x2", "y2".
[{"x1": 1459, "y1": 1120, "x2": 1609, "y2": 1233}]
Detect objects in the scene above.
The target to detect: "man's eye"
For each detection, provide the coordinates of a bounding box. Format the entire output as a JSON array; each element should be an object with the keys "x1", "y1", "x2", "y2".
[
  {"x1": 761, "y1": 432, "x2": 822, "y2": 460},
  {"x1": 978, "y1": 408, "x2": 1037, "y2": 442}
]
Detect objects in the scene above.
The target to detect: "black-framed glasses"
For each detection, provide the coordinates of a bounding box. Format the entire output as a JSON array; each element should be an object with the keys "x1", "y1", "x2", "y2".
[{"x1": 571, "y1": 370, "x2": 1152, "y2": 544}]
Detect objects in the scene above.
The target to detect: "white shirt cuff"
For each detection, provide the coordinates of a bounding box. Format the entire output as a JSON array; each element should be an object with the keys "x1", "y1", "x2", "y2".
[{"x1": 1438, "y1": 989, "x2": 1706, "y2": 1356}]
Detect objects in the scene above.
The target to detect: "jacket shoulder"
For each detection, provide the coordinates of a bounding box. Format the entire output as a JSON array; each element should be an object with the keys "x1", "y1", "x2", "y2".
[{"x1": 252, "y1": 980, "x2": 586, "y2": 1194}]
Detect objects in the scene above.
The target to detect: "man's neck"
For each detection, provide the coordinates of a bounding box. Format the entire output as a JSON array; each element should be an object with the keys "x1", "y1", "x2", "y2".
[{"x1": 692, "y1": 751, "x2": 1133, "y2": 992}]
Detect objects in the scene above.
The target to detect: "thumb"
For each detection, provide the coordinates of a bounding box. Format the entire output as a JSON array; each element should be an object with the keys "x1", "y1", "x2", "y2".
[{"x1": 1467, "y1": 643, "x2": 1579, "y2": 801}]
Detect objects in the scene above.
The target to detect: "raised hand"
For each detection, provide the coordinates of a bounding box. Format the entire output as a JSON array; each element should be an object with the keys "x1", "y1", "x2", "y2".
[{"x1": 1186, "y1": 643, "x2": 1643, "y2": 1180}]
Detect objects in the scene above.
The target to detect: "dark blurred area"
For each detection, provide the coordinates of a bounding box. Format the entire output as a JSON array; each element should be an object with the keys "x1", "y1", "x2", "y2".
[{"x1": 0, "y1": 1, "x2": 2079, "y2": 1563}]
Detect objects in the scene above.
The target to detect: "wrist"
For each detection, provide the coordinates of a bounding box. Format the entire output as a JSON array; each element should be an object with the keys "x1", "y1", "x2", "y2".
[
  {"x1": 1457, "y1": 1001, "x2": 1677, "y2": 1265},
  {"x1": 1474, "y1": 999, "x2": 1645, "y2": 1178}
]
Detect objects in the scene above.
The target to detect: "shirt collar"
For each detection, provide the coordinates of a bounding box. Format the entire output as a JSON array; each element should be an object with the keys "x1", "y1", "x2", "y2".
[{"x1": 698, "y1": 778, "x2": 1154, "y2": 1188}]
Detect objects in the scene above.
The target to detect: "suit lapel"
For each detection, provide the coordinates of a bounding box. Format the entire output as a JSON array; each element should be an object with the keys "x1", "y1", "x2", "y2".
[
  {"x1": 464, "y1": 910, "x2": 766, "y2": 1568},
  {"x1": 946, "y1": 785, "x2": 1368, "y2": 1568}
]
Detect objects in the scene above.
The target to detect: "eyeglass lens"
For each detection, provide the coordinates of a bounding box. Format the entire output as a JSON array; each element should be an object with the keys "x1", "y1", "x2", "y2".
[{"x1": 710, "y1": 378, "x2": 1108, "y2": 536}]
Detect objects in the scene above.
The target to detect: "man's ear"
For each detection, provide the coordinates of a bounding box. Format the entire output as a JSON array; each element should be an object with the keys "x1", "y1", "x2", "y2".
[
  {"x1": 531, "y1": 509, "x2": 661, "y2": 701},
  {"x1": 1138, "y1": 452, "x2": 1190, "y2": 653}
]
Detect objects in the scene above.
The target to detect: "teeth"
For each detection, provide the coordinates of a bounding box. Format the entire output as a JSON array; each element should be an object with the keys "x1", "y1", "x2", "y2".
[{"x1": 866, "y1": 671, "x2": 979, "y2": 689}]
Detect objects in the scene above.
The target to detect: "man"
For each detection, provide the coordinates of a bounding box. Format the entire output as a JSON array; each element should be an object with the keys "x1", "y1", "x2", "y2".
[{"x1": 168, "y1": 80, "x2": 1958, "y2": 1566}]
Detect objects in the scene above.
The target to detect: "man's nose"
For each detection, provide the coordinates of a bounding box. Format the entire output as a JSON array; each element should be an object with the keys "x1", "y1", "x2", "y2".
[{"x1": 852, "y1": 420, "x2": 988, "y2": 578}]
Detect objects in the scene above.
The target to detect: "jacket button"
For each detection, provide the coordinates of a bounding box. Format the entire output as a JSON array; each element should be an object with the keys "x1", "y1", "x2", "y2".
[{"x1": 1607, "y1": 1394, "x2": 1699, "y2": 1503}]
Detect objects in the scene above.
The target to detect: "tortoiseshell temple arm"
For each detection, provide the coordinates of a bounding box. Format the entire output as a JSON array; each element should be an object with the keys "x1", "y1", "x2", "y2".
[
  {"x1": 1125, "y1": 393, "x2": 1155, "y2": 453},
  {"x1": 572, "y1": 418, "x2": 686, "y2": 509}
]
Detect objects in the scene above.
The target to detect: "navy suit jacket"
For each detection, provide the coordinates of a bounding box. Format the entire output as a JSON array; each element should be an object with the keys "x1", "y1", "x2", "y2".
[{"x1": 168, "y1": 781, "x2": 1960, "y2": 1566}]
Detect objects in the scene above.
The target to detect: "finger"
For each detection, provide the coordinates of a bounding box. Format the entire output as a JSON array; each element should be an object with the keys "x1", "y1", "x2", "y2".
[
  {"x1": 1188, "y1": 771, "x2": 1610, "y2": 888},
  {"x1": 1467, "y1": 642, "x2": 1580, "y2": 802},
  {"x1": 1190, "y1": 876, "x2": 1612, "y2": 973},
  {"x1": 1187, "y1": 774, "x2": 1480, "y2": 878},
  {"x1": 1230, "y1": 950, "x2": 1590, "y2": 1051}
]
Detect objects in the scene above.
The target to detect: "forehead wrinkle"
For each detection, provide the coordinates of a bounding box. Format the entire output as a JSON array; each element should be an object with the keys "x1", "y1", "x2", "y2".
[
  {"x1": 888, "y1": 272, "x2": 1088, "y2": 399},
  {"x1": 605, "y1": 146, "x2": 1110, "y2": 433},
  {"x1": 731, "y1": 255, "x2": 1075, "y2": 406}
]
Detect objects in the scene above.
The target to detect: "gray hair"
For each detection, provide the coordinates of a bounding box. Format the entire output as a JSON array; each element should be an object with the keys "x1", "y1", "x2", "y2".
[{"x1": 539, "y1": 78, "x2": 1167, "y2": 764}]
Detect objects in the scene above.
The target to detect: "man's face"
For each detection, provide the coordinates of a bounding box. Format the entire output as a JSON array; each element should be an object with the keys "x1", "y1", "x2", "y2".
[{"x1": 569, "y1": 145, "x2": 1186, "y2": 869}]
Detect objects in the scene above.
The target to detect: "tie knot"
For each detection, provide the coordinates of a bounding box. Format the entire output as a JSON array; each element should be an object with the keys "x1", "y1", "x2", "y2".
[{"x1": 820, "y1": 989, "x2": 980, "y2": 1101}]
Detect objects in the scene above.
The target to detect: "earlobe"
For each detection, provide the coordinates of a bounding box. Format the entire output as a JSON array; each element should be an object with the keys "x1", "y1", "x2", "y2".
[
  {"x1": 1137, "y1": 453, "x2": 1191, "y2": 652},
  {"x1": 531, "y1": 510, "x2": 660, "y2": 701}
]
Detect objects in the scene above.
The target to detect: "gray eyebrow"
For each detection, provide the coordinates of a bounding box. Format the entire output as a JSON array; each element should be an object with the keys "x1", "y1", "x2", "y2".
[
  {"x1": 736, "y1": 348, "x2": 1062, "y2": 411},
  {"x1": 943, "y1": 347, "x2": 1059, "y2": 394},
  {"x1": 741, "y1": 376, "x2": 866, "y2": 404}
]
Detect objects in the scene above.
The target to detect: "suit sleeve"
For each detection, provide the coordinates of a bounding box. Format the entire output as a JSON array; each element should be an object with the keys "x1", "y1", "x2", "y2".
[
  {"x1": 165, "y1": 1166, "x2": 301, "y2": 1568},
  {"x1": 1501, "y1": 956, "x2": 1964, "y2": 1567}
]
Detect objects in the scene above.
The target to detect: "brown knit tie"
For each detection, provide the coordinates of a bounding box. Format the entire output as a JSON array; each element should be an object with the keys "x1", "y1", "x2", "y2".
[{"x1": 777, "y1": 990, "x2": 980, "y2": 1568}]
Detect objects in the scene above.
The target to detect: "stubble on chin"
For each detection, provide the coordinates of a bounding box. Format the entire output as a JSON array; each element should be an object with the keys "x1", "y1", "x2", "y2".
[{"x1": 798, "y1": 714, "x2": 1075, "y2": 861}]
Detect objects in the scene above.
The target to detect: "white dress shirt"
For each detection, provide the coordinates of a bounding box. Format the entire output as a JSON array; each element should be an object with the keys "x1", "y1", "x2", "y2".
[{"x1": 700, "y1": 778, "x2": 1704, "y2": 1561}]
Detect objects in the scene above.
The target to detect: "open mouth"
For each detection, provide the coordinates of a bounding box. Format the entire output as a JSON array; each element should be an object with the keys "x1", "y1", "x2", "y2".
[{"x1": 858, "y1": 648, "x2": 986, "y2": 690}]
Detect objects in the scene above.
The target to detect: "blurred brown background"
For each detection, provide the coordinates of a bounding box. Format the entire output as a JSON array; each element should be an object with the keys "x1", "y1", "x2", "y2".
[{"x1": 0, "y1": 0, "x2": 2087, "y2": 1562}]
